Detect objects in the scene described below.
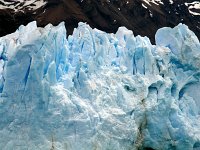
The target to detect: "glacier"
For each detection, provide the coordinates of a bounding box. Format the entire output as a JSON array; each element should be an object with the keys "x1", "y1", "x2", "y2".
[{"x1": 0, "y1": 21, "x2": 200, "y2": 150}]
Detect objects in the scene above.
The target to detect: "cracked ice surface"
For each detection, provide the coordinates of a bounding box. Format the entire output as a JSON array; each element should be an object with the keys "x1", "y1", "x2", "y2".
[{"x1": 0, "y1": 21, "x2": 200, "y2": 150}]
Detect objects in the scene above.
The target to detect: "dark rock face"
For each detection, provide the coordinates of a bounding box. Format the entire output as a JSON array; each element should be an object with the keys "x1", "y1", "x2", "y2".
[{"x1": 0, "y1": 0, "x2": 199, "y2": 43}]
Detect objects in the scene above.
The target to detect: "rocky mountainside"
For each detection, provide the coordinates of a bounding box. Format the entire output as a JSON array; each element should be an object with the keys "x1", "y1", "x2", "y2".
[{"x1": 0, "y1": 0, "x2": 199, "y2": 43}]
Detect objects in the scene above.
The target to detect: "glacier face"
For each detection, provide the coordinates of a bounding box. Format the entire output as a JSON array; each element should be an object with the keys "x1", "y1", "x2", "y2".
[{"x1": 0, "y1": 21, "x2": 200, "y2": 150}]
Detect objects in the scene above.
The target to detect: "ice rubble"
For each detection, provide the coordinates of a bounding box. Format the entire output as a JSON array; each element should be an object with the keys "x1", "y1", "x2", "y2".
[{"x1": 0, "y1": 21, "x2": 200, "y2": 150}]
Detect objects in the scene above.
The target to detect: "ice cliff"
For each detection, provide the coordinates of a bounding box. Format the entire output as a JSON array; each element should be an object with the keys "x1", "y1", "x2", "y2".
[{"x1": 0, "y1": 21, "x2": 200, "y2": 150}]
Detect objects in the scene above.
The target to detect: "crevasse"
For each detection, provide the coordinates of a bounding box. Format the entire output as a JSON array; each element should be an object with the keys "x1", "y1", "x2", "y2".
[{"x1": 0, "y1": 21, "x2": 200, "y2": 150}]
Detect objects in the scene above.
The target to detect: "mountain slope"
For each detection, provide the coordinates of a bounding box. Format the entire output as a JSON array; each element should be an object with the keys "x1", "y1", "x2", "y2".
[{"x1": 0, "y1": 0, "x2": 199, "y2": 43}]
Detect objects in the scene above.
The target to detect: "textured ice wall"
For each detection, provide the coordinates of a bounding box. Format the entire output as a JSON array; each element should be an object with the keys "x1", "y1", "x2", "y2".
[{"x1": 0, "y1": 21, "x2": 200, "y2": 150}]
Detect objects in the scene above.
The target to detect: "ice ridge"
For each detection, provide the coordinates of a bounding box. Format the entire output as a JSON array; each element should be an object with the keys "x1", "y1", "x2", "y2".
[{"x1": 0, "y1": 21, "x2": 200, "y2": 150}]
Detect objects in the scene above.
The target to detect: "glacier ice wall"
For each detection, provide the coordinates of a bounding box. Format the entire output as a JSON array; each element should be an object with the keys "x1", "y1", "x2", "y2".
[{"x1": 0, "y1": 21, "x2": 200, "y2": 150}]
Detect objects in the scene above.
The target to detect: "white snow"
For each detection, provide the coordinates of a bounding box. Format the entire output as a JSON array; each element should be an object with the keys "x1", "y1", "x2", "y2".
[
  {"x1": 143, "y1": 0, "x2": 164, "y2": 6},
  {"x1": 142, "y1": 3, "x2": 148, "y2": 9},
  {"x1": 0, "y1": 0, "x2": 46, "y2": 12},
  {"x1": 169, "y1": 0, "x2": 173, "y2": 4},
  {"x1": 185, "y1": 1, "x2": 200, "y2": 16}
]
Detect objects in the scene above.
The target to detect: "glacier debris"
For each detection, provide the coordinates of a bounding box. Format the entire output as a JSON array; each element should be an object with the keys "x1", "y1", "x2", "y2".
[{"x1": 0, "y1": 21, "x2": 200, "y2": 150}]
